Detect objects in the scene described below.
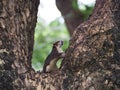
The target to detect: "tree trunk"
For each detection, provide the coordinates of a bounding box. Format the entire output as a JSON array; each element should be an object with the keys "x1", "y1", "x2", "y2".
[
  {"x1": 0, "y1": 0, "x2": 39, "y2": 90},
  {"x1": 0, "y1": 0, "x2": 120, "y2": 90},
  {"x1": 56, "y1": 0, "x2": 84, "y2": 36},
  {"x1": 61, "y1": 0, "x2": 120, "y2": 89}
]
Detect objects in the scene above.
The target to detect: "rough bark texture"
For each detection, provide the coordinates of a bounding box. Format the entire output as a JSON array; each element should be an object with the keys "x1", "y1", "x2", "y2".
[
  {"x1": 0, "y1": 0, "x2": 39, "y2": 89},
  {"x1": 0, "y1": 0, "x2": 120, "y2": 90},
  {"x1": 61, "y1": 0, "x2": 120, "y2": 89},
  {"x1": 56, "y1": 0, "x2": 84, "y2": 36}
]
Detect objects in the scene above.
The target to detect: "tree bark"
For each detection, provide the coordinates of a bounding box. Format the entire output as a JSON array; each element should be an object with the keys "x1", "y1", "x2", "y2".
[
  {"x1": 61, "y1": 0, "x2": 120, "y2": 89},
  {"x1": 0, "y1": 0, "x2": 120, "y2": 90},
  {"x1": 0, "y1": 0, "x2": 39, "y2": 89}
]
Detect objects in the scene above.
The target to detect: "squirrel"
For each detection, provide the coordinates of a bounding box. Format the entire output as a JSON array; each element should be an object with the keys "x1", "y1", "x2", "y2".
[{"x1": 42, "y1": 40, "x2": 65, "y2": 73}]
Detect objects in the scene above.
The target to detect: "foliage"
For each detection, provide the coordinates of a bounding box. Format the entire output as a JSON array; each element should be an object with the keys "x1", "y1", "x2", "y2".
[
  {"x1": 80, "y1": 5, "x2": 94, "y2": 20},
  {"x1": 32, "y1": 3, "x2": 94, "y2": 71},
  {"x1": 32, "y1": 18, "x2": 70, "y2": 71}
]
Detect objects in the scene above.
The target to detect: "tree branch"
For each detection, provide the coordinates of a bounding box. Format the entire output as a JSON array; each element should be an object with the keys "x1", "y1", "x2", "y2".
[{"x1": 56, "y1": 0, "x2": 84, "y2": 36}]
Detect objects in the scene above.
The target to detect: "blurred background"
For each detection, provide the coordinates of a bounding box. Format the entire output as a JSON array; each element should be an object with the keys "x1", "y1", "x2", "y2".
[{"x1": 32, "y1": 0, "x2": 96, "y2": 71}]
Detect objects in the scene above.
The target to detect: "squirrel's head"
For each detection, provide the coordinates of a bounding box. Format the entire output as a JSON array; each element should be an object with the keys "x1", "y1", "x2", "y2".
[{"x1": 53, "y1": 40, "x2": 63, "y2": 48}]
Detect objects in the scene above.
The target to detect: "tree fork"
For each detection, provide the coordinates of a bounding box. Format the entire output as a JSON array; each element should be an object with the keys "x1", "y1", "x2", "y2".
[{"x1": 0, "y1": 0, "x2": 120, "y2": 90}]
